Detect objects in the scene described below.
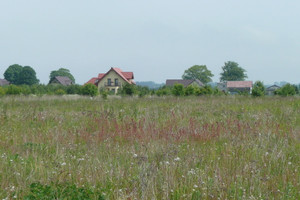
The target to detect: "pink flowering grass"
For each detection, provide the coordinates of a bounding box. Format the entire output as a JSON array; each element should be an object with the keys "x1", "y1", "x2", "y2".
[{"x1": 0, "y1": 96, "x2": 299, "y2": 199}]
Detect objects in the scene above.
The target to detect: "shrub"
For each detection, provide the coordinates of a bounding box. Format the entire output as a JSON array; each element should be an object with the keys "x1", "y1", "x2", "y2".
[
  {"x1": 172, "y1": 83, "x2": 184, "y2": 96},
  {"x1": 252, "y1": 81, "x2": 265, "y2": 97},
  {"x1": 156, "y1": 86, "x2": 171, "y2": 96},
  {"x1": 184, "y1": 85, "x2": 195, "y2": 96},
  {"x1": 55, "y1": 89, "x2": 66, "y2": 95},
  {"x1": 6, "y1": 84, "x2": 21, "y2": 95},
  {"x1": 67, "y1": 85, "x2": 82, "y2": 94},
  {"x1": 0, "y1": 87, "x2": 5, "y2": 96},
  {"x1": 275, "y1": 83, "x2": 296, "y2": 96},
  {"x1": 120, "y1": 83, "x2": 136, "y2": 96},
  {"x1": 81, "y1": 84, "x2": 98, "y2": 96}
]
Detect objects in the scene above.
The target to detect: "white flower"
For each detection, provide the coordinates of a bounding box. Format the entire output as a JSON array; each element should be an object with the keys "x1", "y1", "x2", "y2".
[
  {"x1": 61, "y1": 162, "x2": 66, "y2": 166},
  {"x1": 133, "y1": 154, "x2": 138, "y2": 158},
  {"x1": 165, "y1": 161, "x2": 170, "y2": 165},
  {"x1": 288, "y1": 162, "x2": 292, "y2": 165},
  {"x1": 193, "y1": 184, "x2": 198, "y2": 188},
  {"x1": 174, "y1": 157, "x2": 180, "y2": 161}
]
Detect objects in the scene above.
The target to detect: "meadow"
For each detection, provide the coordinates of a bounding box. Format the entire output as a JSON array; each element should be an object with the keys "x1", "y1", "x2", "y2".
[{"x1": 0, "y1": 96, "x2": 299, "y2": 199}]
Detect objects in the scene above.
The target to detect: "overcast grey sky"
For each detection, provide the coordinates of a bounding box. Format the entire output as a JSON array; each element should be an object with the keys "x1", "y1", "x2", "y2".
[{"x1": 0, "y1": 0, "x2": 299, "y2": 84}]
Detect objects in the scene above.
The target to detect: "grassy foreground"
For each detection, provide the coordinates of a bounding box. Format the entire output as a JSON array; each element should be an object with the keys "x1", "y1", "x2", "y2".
[{"x1": 0, "y1": 96, "x2": 299, "y2": 199}]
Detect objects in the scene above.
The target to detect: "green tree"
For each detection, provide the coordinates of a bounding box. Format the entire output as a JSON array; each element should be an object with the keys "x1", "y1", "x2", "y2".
[
  {"x1": 81, "y1": 83, "x2": 98, "y2": 96},
  {"x1": 275, "y1": 84, "x2": 296, "y2": 96},
  {"x1": 3, "y1": 64, "x2": 23, "y2": 84},
  {"x1": 18, "y1": 66, "x2": 39, "y2": 85},
  {"x1": 252, "y1": 81, "x2": 265, "y2": 97},
  {"x1": 182, "y1": 65, "x2": 214, "y2": 84},
  {"x1": 220, "y1": 61, "x2": 248, "y2": 81},
  {"x1": 49, "y1": 68, "x2": 75, "y2": 83}
]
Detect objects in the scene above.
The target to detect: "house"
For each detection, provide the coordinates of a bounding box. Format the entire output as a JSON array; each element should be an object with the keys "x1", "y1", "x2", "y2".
[
  {"x1": 165, "y1": 79, "x2": 204, "y2": 87},
  {"x1": 266, "y1": 85, "x2": 281, "y2": 95},
  {"x1": 0, "y1": 79, "x2": 10, "y2": 86},
  {"x1": 86, "y1": 67, "x2": 135, "y2": 94},
  {"x1": 49, "y1": 76, "x2": 73, "y2": 86},
  {"x1": 218, "y1": 81, "x2": 253, "y2": 94}
]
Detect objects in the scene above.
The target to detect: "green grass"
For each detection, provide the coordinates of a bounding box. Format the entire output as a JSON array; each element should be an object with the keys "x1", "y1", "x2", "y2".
[{"x1": 0, "y1": 96, "x2": 299, "y2": 199}]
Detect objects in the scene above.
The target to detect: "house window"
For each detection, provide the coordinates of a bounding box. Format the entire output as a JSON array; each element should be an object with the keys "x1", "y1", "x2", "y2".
[
  {"x1": 107, "y1": 78, "x2": 111, "y2": 86},
  {"x1": 115, "y1": 78, "x2": 118, "y2": 86}
]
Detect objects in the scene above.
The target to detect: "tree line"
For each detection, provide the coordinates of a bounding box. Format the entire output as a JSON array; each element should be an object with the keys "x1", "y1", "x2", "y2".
[{"x1": 1, "y1": 62, "x2": 299, "y2": 97}]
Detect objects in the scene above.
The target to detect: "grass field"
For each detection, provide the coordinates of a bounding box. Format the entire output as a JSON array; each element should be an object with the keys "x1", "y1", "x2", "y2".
[{"x1": 0, "y1": 96, "x2": 299, "y2": 199}]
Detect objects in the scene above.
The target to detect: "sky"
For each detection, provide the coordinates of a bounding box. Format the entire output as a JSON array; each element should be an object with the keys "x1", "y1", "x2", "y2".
[{"x1": 0, "y1": 0, "x2": 299, "y2": 85}]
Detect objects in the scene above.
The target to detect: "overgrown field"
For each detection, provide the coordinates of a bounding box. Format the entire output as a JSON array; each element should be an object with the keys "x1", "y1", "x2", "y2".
[{"x1": 0, "y1": 96, "x2": 299, "y2": 199}]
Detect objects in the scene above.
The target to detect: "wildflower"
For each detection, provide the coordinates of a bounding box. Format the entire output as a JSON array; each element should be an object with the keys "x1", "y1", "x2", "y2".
[
  {"x1": 133, "y1": 154, "x2": 138, "y2": 158},
  {"x1": 165, "y1": 161, "x2": 170, "y2": 165},
  {"x1": 174, "y1": 157, "x2": 180, "y2": 161},
  {"x1": 288, "y1": 162, "x2": 292, "y2": 165},
  {"x1": 61, "y1": 162, "x2": 66, "y2": 166},
  {"x1": 193, "y1": 184, "x2": 198, "y2": 188}
]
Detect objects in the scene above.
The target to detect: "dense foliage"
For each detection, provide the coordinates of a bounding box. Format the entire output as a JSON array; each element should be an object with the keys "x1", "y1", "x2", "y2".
[
  {"x1": 4, "y1": 64, "x2": 39, "y2": 85},
  {"x1": 252, "y1": 81, "x2": 265, "y2": 97},
  {"x1": 220, "y1": 61, "x2": 248, "y2": 81},
  {"x1": 182, "y1": 65, "x2": 214, "y2": 84},
  {"x1": 49, "y1": 68, "x2": 75, "y2": 83}
]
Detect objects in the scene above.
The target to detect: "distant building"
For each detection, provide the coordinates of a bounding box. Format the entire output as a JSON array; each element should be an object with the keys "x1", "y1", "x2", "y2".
[
  {"x1": 218, "y1": 81, "x2": 253, "y2": 94},
  {"x1": 165, "y1": 79, "x2": 204, "y2": 87},
  {"x1": 0, "y1": 79, "x2": 10, "y2": 86},
  {"x1": 49, "y1": 76, "x2": 73, "y2": 86},
  {"x1": 86, "y1": 67, "x2": 135, "y2": 94},
  {"x1": 266, "y1": 85, "x2": 281, "y2": 95}
]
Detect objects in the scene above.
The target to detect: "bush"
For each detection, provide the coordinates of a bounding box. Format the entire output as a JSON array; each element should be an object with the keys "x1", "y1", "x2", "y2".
[
  {"x1": 81, "y1": 84, "x2": 98, "y2": 97},
  {"x1": 6, "y1": 85, "x2": 21, "y2": 95},
  {"x1": 184, "y1": 85, "x2": 196, "y2": 96},
  {"x1": 55, "y1": 89, "x2": 66, "y2": 95},
  {"x1": 156, "y1": 86, "x2": 171, "y2": 96},
  {"x1": 0, "y1": 87, "x2": 5, "y2": 96},
  {"x1": 252, "y1": 81, "x2": 265, "y2": 97},
  {"x1": 275, "y1": 84, "x2": 296, "y2": 96},
  {"x1": 67, "y1": 85, "x2": 82, "y2": 94},
  {"x1": 120, "y1": 83, "x2": 136, "y2": 96},
  {"x1": 172, "y1": 84, "x2": 184, "y2": 96}
]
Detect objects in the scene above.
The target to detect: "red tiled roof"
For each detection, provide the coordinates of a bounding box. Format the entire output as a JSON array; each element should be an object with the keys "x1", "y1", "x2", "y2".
[
  {"x1": 86, "y1": 68, "x2": 134, "y2": 85},
  {"x1": 121, "y1": 72, "x2": 134, "y2": 79},
  {"x1": 226, "y1": 81, "x2": 253, "y2": 88},
  {"x1": 98, "y1": 73, "x2": 105, "y2": 79},
  {"x1": 86, "y1": 77, "x2": 98, "y2": 85}
]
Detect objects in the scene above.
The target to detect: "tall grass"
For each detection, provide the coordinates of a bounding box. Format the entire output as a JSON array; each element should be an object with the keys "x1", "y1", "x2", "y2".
[{"x1": 0, "y1": 96, "x2": 299, "y2": 199}]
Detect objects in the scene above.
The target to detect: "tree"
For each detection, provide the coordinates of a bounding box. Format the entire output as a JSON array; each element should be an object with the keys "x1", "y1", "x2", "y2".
[
  {"x1": 220, "y1": 61, "x2": 247, "y2": 81},
  {"x1": 182, "y1": 65, "x2": 214, "y2": 84},
  {"x1": 49, "y1": 68, "x2": 75, "y2": 83},
  {"x1": 18, "y1": 66, "x2": 39, "y2": 85},
  {"x1": 3, "y1": 64, "x2": 23, "y2": 84},
  {"x1": 81, "y1": 83, "x2": 98, "y2": 96},
  {"x1": 275, "y1": 84, "x2": 296, "y2": 96},
  {"x1": 252, "y1": 81, "x2": 265, "y2": 97}
]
